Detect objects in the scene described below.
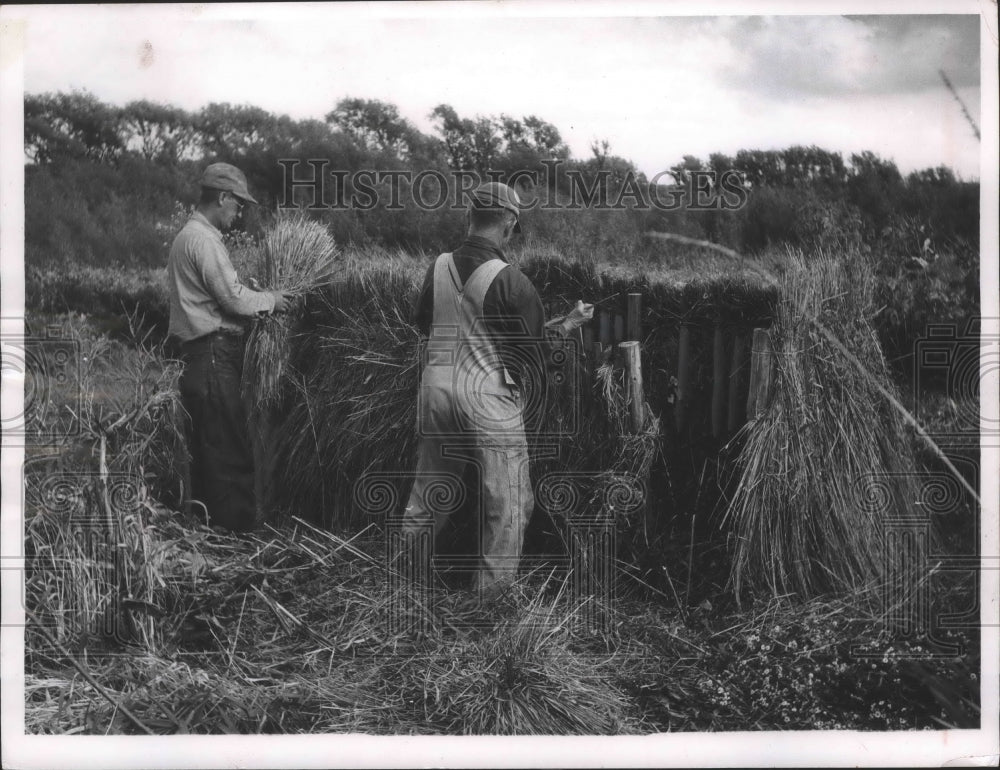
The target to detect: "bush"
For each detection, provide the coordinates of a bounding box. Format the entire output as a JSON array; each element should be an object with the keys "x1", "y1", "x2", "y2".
[
  {"x1": 868, "y1": 231, "x2": 979, "y2": 376},
  {"x1": 26, "y1": 157, "x2": 196, "y2": 269}
]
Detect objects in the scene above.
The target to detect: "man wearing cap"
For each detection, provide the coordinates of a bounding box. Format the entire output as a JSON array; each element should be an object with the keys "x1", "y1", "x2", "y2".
[
  {"x1": 401, "y1": 182, "x2": 593, "y2": 596},
  {"x1": 168, "y1": 162, "x2": 294, "y2": 531}
]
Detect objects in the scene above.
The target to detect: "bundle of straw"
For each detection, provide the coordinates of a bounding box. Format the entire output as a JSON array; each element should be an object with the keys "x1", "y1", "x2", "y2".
[
  {"x1": 721, "y1": 251, "x2": 922, "y2": 599},
  {"x1": 242, "y1": 214, "x2": 339, "y2": 410}
]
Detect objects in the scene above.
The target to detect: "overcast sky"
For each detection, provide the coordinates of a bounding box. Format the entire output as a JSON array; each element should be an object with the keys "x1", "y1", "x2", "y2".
[{"x1": 10, "y1": 3, "x2": 987, "y2": 180}]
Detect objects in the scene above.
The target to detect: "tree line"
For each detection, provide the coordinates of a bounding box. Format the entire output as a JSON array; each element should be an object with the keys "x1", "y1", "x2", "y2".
[
  {"x1": 24, "y1": 90, "x2": 978, "y2": 267},
  {"x1": 25, "y1": 91, "x2": 578, "y2": 174}
]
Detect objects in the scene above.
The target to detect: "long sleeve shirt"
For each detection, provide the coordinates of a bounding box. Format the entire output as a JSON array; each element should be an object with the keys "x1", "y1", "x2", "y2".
[
  {"x1": 167, "y1": 212, "x2": 275, "y2": 342},
  {"x1": 413, "y1": 236, "x2": 559, "y2": 399}
]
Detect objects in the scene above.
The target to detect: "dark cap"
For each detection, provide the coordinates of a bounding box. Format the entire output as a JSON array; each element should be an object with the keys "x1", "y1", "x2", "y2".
[
  {"x1": 470, "y1": 182, "x2": 522, "y2": 232},
  {"x1": 199, "y1": 163, "x2": 258, "y2": 205}
]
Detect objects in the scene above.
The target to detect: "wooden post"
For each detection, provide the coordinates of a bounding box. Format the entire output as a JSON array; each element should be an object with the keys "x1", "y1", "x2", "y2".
[
  {"x1": 675, "y1": 324, "x2": 692, "y2": 433},
  {"x1": 626, "y1": 293, "x2": 642, "y2": 341},
  {"x1": 727, "y1": 331, "x2": 749, "y2": 432},
  {"x1": 599, "y1": 309, "x2": 612, "y2": 347},
  {"x1": 569, "y1": 326, "x2": 584, "y2": 411},
  {"x1": 759, "y1": 331, "x2": 775, "y2": 416},
  {"x1": 562, "y1": 328, "x2": 583, "y2": 425},
  {"x1": 711, "y1": 325, "x2": 728, "y2": 438},
  {"x1": 619, "y1": 341, "x2": 644, "y2": 433},
  {"x1": 581, "y1": 323, "x2": 595, "y2": 373},
  {"x1": 571, "y1": 325, "x2": 584, "y2": 361},
  {"x1": 747, "y1": 328, "x2": 775, "y2": 419},
  {"x1": 591, "y1": 342, "x2": 605, "y2": 367},
  {"x1": 572, "y1": 326, "x2": 592, "y2": 409},
  {"x1": 613, "y1": 313, "x2": 625, "y2": 345}
]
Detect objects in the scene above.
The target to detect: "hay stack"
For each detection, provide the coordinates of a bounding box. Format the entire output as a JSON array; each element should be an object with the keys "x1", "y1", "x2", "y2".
[{"x1": 721, "y1": 251, "x2": 922, "y2": 599}]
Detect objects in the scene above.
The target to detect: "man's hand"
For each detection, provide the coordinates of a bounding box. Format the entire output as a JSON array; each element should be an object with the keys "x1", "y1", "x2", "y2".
[
  {"x1": 545, "y1": 300, "x2": 595, "y2": 337},
  {"x1": 272, "y1": 291, "x2": 297, "y2": 314},
  {"x1": 563, "y1": 300, "x2": 595, "y2": 332}
]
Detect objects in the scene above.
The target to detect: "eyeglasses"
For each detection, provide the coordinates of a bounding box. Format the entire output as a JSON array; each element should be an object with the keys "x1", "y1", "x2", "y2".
[{"x1": 227, "y1": 193, "x2": 244, "y2": 213}]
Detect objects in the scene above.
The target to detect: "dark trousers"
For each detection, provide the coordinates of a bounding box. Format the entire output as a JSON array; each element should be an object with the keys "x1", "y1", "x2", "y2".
[{"x1": 178, "y1": 332, "x2": 257, "y2": 532}]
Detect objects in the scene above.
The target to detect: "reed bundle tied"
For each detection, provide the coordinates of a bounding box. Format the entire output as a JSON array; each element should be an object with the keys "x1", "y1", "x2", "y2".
[
  {"x1": 721, "y1": 252, "x2": 922, "y2": 599},
  {"x1": 242, "y1": 214, "x2": 340, "y2": 410}
]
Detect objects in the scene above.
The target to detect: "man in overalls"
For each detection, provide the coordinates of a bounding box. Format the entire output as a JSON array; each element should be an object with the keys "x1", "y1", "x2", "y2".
[{"x1": 402, "y1": 182, "x2": 592, "y2": 595}]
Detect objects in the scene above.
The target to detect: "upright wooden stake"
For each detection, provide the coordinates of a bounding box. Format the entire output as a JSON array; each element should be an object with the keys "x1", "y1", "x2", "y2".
[
  {"x1": 675, "y1": 324, "x2": 692, "y2": 433},
  {"x1": 747, "y1": 328, "x2": 774, "y2": 419},
  {"x1": 572, "y1": 325, "x2": 585, "y2": 360},
  {"x1": 711, "y1": 325, "x2": 727, "y2": 438},
  {"x1": 760, "y1": 332, "x2": 775, "y2": 415},
  {"x1": 599, "y1": 309, "x2": 612, "y2": 347},
  {"x1": 626, "y1": 293, "x2": 642, "y2": 341},
  {"x1": 619, "y1": 341, "x2": 644, "y2": 433},
  {"x1": 613, "y1": 313, "x2": 625, "y2": 344},
  {"x1": 569, "y1": 326, "x2": 583, "y2": 412},
  {"x1": 574, "y1": 326, "x2": 593, "y2": 409},
  {"x1": 727, "y1": 331, "x2": 749, "y2": 432},
  {"x1": 584, "y1": 321, "x2": 599, "y2": 369}
]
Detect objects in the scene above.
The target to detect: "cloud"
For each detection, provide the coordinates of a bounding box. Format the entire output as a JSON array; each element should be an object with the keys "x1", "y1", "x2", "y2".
[
  {"x1": 720, "y1": 14, "x2": 980, "y2": 100},
  {"x1": 15, "y1": 8, "x2": 983, "y2": 180}
]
